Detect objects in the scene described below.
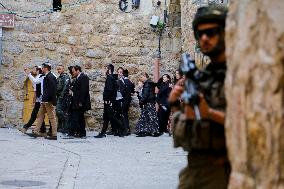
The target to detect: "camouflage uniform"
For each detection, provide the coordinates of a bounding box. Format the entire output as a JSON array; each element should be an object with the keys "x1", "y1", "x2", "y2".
[
  {"x1": 56, "y1": 72, "x2": 70, "y2": 132},
  {"x1": 172, "y1": 63, "x2": 230, "y2": 189}
]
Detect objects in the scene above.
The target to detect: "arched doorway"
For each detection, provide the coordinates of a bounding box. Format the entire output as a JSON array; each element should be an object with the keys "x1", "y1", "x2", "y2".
[{"x1": 23, "y1": 79, "x2": 49, "y2": 126}]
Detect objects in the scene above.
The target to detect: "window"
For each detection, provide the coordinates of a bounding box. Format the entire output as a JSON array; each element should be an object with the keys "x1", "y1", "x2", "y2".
[{"x1": 53, "y1": 0, "x2": 62, "y2": 12}]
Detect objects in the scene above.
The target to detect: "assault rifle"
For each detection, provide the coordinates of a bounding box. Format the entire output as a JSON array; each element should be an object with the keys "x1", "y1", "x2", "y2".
[{"x1": 180, "y1": 53, "x2": 202, "y2": 120}]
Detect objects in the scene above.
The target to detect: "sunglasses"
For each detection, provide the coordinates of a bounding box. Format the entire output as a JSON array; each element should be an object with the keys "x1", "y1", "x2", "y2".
[{"x1": 196, "y1": 27, "x2": 222, "y2": 39}]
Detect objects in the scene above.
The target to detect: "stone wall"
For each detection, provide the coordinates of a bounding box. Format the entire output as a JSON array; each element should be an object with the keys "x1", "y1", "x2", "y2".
[
  {"x1": 226, "y1": 0, "x2": 284, "y2": 188},
  {"x1": 0, "y1": 0, "x2": 182, "y2": 129}
]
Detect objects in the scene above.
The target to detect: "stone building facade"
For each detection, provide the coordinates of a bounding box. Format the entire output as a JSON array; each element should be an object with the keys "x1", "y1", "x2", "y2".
[{"x1": 0, "y1": 0, "x2": 186, "y2": 129}]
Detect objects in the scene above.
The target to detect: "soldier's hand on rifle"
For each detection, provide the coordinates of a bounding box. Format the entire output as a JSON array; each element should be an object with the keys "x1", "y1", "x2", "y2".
[
  {"x1": 185, "y1": 93, "x2": 224, "y2": 125},
  {"x1": 198, "y1": 94, "x2": 211, "y2": 119},
  {"x1": 184, "y1": 93, "x2": 209, "y2": 120}
]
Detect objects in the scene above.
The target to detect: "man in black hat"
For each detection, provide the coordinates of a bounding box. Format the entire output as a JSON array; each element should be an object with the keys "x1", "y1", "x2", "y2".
[
  {"x1": 121, "y1": 69, "x2": 135, "y2": 135},
  {"x1": 68, "y1": 65, "x2": 91, "y2": 138},
  {"x1": 95, "y1": 64, "x2": 117, "y2": 138}
]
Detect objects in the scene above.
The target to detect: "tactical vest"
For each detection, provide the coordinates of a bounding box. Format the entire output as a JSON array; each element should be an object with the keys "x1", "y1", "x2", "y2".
[
  {"x1": 173, "y1": 63, "x2": 227, "y2": 156},
  {"x1": 57, "y1": 73, "x2": 69, "y2": 98}
]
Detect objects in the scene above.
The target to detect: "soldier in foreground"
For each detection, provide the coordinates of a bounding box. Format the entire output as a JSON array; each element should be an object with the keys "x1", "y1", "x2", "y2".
[{"x1": 169, "y1": 4, "x2": 230, "y2": 189}]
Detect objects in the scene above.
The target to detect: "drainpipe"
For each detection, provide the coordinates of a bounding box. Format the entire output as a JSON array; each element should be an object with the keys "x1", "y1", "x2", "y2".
[{"x1": 154, "y1": 31, "x2": 161, "y2": 83}]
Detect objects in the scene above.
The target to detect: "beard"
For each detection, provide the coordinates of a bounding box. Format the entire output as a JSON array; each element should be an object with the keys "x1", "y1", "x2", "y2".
[{"x1": 202, "y1": 36, "x2": 225, "y2": 58}]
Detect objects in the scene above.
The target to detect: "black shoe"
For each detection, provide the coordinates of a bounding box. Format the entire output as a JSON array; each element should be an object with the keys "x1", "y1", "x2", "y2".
[
  {"x1": 152, "y1": 132, "x2": 163, "y2": 137},
  {"x1": 66, "y1": 132, "x2": 74, "y2": 137},
  {"x1": 125, "y1": 132, "x2": 131, "y2": 136},
  {"x1": 76, "y1": 134, "x2": 87, "y2": 138},
  {"x1": 113, "y1": 132, "x2": 119, "y2": 136},
  {"x1": 47, "y1": 130, "x2": 52, "y2": 137},
  {"x1": 136, "y1": 133, "x2": 147, "y2": 137},
  {"x1": 106, "y1": 131, "x2": 114, "y2": 135},
  {"x1": 118, "y1": 133, "x2": 125, "y2": 137},
  {"x1": 45, "y1": 136, "x2": 57, "y2": 140},
  {"x1": 94, "y1": 133, "x2": 106, "y2": 138},
  {"x1": 58, "y1": 128, "x2": 64, "y2": 133}
]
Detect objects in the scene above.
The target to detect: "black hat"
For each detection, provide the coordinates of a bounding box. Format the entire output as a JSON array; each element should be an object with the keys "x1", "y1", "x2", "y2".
[
  {"x1": 42, "y1": 62, "x2": 52, "y2": 68},
  {"x1": 123, "y1": 69, "x2": 129, "y2": 77},
  {"x1": 192, "y1": 4, "x2": 228, "y2": 38},
  {"x1": 107, "y1": 64, "x2": 114, "y2": 72}
]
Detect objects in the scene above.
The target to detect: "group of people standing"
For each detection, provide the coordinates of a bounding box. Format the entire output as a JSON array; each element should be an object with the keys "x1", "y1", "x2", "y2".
[
  {"x1": 95, "y1": 65, "x2": 135, "y2": 138},
  {"x1": 135, "y1": 71, "x2": 183, "y2": 137},
  {"x1": 19, "y1": 61, "x2": 183, "y2": 139},
  {"x1": 19, "y1": 63, "x2": 91, "y2": 139},
  {"x1": 94, "y1": 63, "x2": 184, "y2": 138}
]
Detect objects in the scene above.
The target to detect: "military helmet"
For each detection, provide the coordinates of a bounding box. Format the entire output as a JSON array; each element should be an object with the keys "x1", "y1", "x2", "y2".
[{"x1": 192, "y1": 4, "x2": 228, "y2": 34}]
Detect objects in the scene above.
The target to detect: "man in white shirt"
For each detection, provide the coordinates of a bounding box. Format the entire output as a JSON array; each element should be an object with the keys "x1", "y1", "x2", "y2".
[{"x1": 19, "y1": 66, "x2": 47, "y2": 134}]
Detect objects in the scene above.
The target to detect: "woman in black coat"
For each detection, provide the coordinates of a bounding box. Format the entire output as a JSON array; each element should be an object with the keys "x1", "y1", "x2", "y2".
[
  {"x1": 135, "y1": 72, "x2": 159, "y2": 137},
  {"x1": 156, "y1": 74, "x2": 172, "y2": 134}
]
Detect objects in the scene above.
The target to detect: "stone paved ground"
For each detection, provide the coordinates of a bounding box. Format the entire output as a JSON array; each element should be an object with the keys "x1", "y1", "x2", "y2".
[{"x1": 0, "y1": 127, "x2": 186, "y2": 189}]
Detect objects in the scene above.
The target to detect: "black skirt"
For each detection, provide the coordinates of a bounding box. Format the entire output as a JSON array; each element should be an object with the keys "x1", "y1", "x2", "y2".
[{"x1": 135, "y1": 103, "x2": 159, "y2": 134}]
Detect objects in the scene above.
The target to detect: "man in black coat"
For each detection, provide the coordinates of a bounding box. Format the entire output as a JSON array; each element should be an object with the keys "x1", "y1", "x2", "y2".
[
  {"x1": 95, "y1": 64, "x2": 117, "y2": 138},
  {"x1": 69, "y1": 65, "x2": 91, "y2": 138},
  {"x1": 31, "y1": 62, "x2": 57, "y2": 140},
  {"x1": 122, "y1": 69, "x2": 135, "y2": 135}
]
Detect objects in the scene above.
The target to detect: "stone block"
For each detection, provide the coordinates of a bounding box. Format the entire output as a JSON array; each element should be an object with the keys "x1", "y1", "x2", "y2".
[
  {"x1": 11, "y1": 73, "x2": 26, "y2": 90},
  {"x1": 57, "y1": 45, "x2": 72, "y2": 55},
  {"x1": 87, "y1": 36, "x2": 103, "y2": 48},
  {"x1": 4, "y1": 42, "x2": 24, "y2": 55},
  {"x1": 1, "y1": 55, "x2": 14, "y2": 67},
  {"x1": 44, "y1": 43, "x2": 57, "y2": 51},
  {"x1": 87, "y1": 70, "x2": 103, "y2": 81},
  {"x1": 50, "y1": 12, "x2": 65, "y2": 24},
  {"x1": 73, "y1": 46, "x2": 86, "y2": 56},
  {"x1": 112, "y1": 47, "x2": 141, "y2": 56},
  {"x1": 86, "y1": 49, "x2": 107, "y2": 59},
  {"x1": 5, "y1": 102, "x2": 23, "y2": 119},
  {"x1": 101, "y1": 35, "x2": 117, "y2": 46},
  {"x1": 95, "y1": 24, "x2": 109, "y2": 33},
  {"x1": 0, "y1": 89, "x2": 16, "y2": 101},
  {"x1": 18, "y1": 32, "x2": 31, "y2": 42},
  {"x1": 67, "y1": 36, "x2": 78, "y2": 45},
  {"x1": 43, "y1": 34, "x2": 60, "y2": 43},
  {"x1": 80, "y1": 35, "x2": 89, "y2": 46},
  {"x1": 59, "y1": 25, "x2": 72, "y2": 34},
  {"x1": 70, "y1": 57, "x2": 84, "y2": 67},
  {"x1": 81, "y1": 24, "x2": 94, "y2": 34},
  {"x1": 109, "y1": 24, "x2": 121, "y2": 35}
]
